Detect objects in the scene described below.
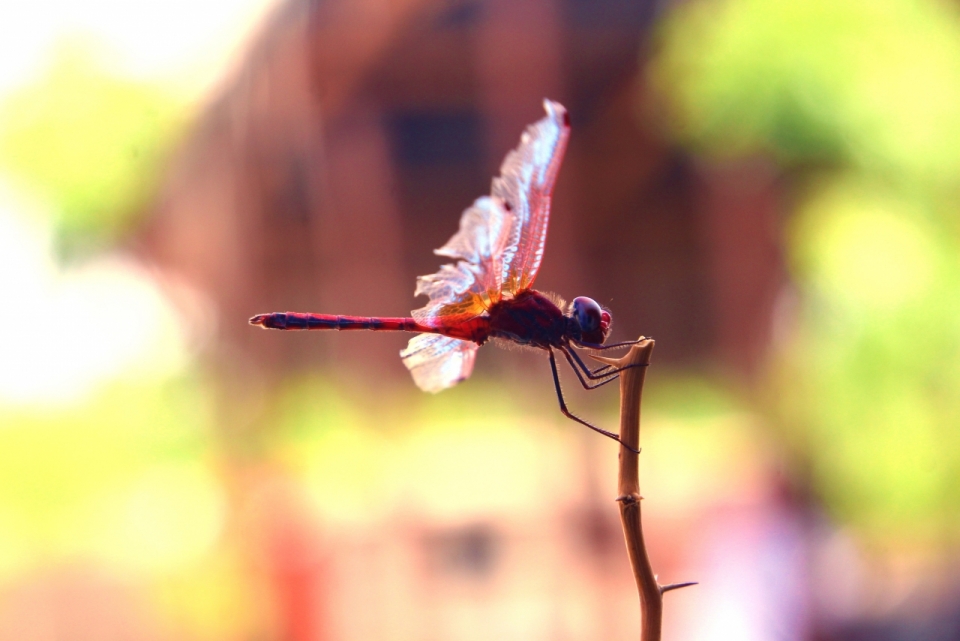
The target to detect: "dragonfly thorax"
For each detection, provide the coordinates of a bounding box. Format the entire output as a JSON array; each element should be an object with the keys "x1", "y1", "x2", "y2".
[{"x1": 570, "y1": 296, "x2": 612, "y2": 345}]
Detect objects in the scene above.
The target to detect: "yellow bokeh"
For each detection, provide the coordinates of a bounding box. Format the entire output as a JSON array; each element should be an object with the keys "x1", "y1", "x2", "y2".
[{"x1": 792, "y1": 181, "x2": 938, "y2": 312}]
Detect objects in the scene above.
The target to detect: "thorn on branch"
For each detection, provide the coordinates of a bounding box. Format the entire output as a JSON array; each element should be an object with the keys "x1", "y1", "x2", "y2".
[{"x1": 660, "y1": 581, "x2": 698, "y2": 594}]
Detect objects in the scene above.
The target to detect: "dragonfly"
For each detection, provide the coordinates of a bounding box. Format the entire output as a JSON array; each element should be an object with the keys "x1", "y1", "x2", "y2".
[{"x1": 251, "y1": 100, "x2": 641, "y2": 449}]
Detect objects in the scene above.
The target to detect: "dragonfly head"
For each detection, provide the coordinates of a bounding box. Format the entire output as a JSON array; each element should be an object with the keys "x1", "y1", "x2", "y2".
[{"x1": 571, "y1": 296, "x2": 612, "y2": 345}]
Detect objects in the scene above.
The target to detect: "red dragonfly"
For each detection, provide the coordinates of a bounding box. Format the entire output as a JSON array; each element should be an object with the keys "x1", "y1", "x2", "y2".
[{"x1": 251, "y1": 100, "x2": 640, "y2": 449}]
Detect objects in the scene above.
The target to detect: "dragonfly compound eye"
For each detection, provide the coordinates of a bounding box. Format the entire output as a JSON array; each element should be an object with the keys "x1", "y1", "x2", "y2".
[
  {"x1": 572, "y1": 296, "x2": 603, "y2": 334},
  {"x1": 600, "y1": 310, "x2": 611, "y2": 331}
]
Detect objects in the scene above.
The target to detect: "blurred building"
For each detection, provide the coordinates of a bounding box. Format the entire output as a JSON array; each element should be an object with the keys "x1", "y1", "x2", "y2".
[
  {"x1": 138, "y1": 0, "x2": 785, "y2": 385},
  {"x1": 131, "y1": 1, "x2": 790, "y2": 640}
]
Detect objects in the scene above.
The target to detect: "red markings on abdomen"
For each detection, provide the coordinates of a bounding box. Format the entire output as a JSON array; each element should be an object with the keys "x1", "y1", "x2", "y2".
[
  {"x1": 249, "y1": 312, "x2": 494, "y2": 345},
  {"x1": 250, "y1": 313, "x2": 426, "y2": 332}
]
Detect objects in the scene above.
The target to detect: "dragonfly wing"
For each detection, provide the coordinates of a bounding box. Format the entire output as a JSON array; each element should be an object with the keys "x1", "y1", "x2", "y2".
[
  {"x1": 492, "y1": 99, "x2": 570, "y2": 295},
  {"x1": 412, "y1": 196, "x2": 513, "y2": 327},
  {"x1": 410, "y1": 99, "x2": 569, "y2": 329},
  {"x1": 400, "y1": 334, "x2": 479, "y2": 393}
]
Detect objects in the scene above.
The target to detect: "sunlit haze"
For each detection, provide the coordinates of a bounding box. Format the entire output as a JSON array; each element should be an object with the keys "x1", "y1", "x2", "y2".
[
  {"x1": 0, "y1": 0, "x2": 277, "y2": 100},
  {"x1": 0, "y1": 0, "x2": 275, "y2": 404}
]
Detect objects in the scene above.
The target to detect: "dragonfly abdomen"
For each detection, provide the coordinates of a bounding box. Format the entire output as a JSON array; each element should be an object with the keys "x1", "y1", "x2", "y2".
[{"x1": 250, "y1": 313, "x2": 426, "y2": 332}]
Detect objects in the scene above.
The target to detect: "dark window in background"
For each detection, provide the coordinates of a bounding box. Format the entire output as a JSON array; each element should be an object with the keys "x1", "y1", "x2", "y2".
[
  {"x1": 562, "y1": 0, "x2": 659, "y2": 122},
  {"x1": 432, "y1": 0, "x2": 483, "y2": 30},
  {"x1": 562, "y1": 0, "x2": 656, "y2": 29},
  {"x1": 387, "y1": 110, "x2": 483, "y2": 167},
  {"x1": 423, "y1": 523, "x2": 500, "y2": 580},
  {"x1": 386, "y1": 108, "x2": 488, "y2": 311}
]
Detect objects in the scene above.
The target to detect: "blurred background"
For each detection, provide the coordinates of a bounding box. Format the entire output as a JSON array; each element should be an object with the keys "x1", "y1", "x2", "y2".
[{"x1": 2, "y1": 0, "x2": 960, "y2": 639}]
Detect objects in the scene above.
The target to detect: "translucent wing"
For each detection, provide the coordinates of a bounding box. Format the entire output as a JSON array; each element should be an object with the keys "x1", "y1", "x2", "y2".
[
  {"x1": 493, "y1": 99, "x2": 570, "y2": 295},
  {"x1": 400, "y1": 334, "x2": 479, "y2": 393},
  {"x1": 411, "y1": 99, "x2": 571, "y2": 326},
  {"x1": 411, "y1": 197, "x2": 513, "y2": 327}
]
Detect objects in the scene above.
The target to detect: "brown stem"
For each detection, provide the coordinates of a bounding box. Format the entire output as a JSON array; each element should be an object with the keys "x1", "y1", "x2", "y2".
[{"x1": 591, "y1": 338, "x2": 695, "y2": 641}]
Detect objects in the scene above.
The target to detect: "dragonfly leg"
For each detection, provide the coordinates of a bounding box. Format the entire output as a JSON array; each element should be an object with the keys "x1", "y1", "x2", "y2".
[
  {"x1": 569, "y1": 352, "x2": 617, "y2": 379},
  {"x1": 559, "y1": 346, "x2": 622, "y2": 391},
  {"x1": 563, "y1": 346, "x2": 647, "y2": 385},
  {"x1": 548, "y1": 348, "x2": 640, "y2": 454},
  {"x1": 565, "y1": 346, "x2": 645, "y2": 381}
]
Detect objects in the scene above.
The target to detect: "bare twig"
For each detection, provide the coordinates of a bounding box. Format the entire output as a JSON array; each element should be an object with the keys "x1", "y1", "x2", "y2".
[{"x1": 591, "y1": 338, "x2": 696, "y2": 640}]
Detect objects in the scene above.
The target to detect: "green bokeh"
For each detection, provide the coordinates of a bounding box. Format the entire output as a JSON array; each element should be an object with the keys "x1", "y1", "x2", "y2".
[
  {"x1": 653, "y1": 0, "x2": 960, "y2": 546},
  {"x1": 652, "y1": 0, "x2": 960, "y2": 184},
  {"x1": 0, "y1": 374, "x2": 214, "y2": 575},
  {"x1": 0, "y1": 43, "x2": 187, "y2": 256}
]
